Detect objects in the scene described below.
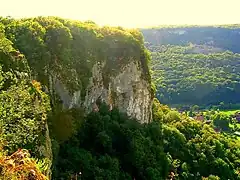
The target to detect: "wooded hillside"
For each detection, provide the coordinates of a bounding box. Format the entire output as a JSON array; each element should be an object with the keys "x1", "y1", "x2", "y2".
[{"x1": 142, "y1": 27, "x2": 240, "y2": 108}]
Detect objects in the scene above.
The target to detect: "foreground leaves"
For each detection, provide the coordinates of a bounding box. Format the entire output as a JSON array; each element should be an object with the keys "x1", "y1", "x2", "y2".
[{"x1": 0, "y1": 149, "x2": 47, "y2": 180}]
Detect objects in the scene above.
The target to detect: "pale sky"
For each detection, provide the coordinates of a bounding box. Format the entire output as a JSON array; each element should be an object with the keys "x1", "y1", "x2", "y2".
[{"x1": 0, "y1": 0, "x2": 240, "y2": 28}]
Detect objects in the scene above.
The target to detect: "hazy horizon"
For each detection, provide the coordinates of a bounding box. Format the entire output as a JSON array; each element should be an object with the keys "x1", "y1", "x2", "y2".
[{"x1": 1, "y1": 0, "x2": 240, "y2": 28}]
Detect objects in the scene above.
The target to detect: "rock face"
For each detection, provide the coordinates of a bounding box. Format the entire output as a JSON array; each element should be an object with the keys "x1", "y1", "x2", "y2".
[
  {"x1": 50, "y1": 61, "x2": 153, "y2": 123},
  {"x1": 49, "y1": 74, "x2": 82, "y2": 109},
  {"x1": 84, "y1": 61, "x2": 153, "y2": 123}
]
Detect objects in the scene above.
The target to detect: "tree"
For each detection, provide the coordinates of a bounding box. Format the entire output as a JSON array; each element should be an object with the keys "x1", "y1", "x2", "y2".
[
  {"x1": 212, "y1": 113, "x2": 230, "y2": 131},
  {"x1": 165, "y1": 111, "x2": 181, "y2": 123},
  {"x1": 54, "y1": 103, "x2": 170, "y2": 180}
]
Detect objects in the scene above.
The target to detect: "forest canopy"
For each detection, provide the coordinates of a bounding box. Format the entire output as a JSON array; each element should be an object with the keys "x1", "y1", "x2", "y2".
[
  {"x1": 150, "y1": 45, "x2": 240, "y2": 107},
  {"x1": 142, "y1": 27, "x2": 240, "y2": 108}
]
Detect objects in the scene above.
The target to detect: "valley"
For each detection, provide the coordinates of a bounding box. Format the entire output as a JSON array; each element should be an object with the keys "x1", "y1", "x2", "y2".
[{"x1": 142, "y1": 26, "x2": 240, "y2": 110}]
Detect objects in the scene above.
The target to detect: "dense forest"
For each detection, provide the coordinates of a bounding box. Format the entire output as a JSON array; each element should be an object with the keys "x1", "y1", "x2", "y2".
[
  {"x1": 0, "y1": 17, "x2": 240, "y2": 180},
  {"x1": 53, "y1": 100, "x2": 240, "y2": 180},
  {"x1": 142, "y1": 27, "x2": 240, "y2": 108}
]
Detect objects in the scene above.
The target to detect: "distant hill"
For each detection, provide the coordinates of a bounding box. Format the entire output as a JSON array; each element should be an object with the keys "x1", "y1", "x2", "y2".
[
  {"x1": 141, "y1": 26, "x2": 240, "y2": 108},
  {"x1": 142, "y1": 26, "x2": 240, "y2": 53}
]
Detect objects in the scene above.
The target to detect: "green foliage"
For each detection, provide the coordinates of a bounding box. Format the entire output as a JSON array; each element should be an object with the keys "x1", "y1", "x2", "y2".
[
  {"x1": 165, "y1": 111, "x2": 181, "y2": 123},
  {"x1": 202, "y1": 175, "x2": 220, "y2": 180},
  {"x1": 0, "y1": 21, "x2": 51, "y2": 178},
  {"x1": 0, "y1": 81, "x2": 50, "y2": 156},
  {"x1": 1, "y1": 16, "x2": 151, "y2": 95},
  {"x1": 142, "y1": 26, "x2": 240, "y2": 108},
  {"x1": 150, "y1": 45, "x2": 240, "y2": 106},
  {"x1": 159, "y1": 102, "x2": 240, "y2": 179},
  {"x1": 53, "y1": 103, "x2": 170, "y2": 180},
  {"x1": 49, "y1": 107, "x2": 84, "y2": 143},
  {"x1": 152, "y1": 98, "x2": 164, "y2": 122},
  {"x1": 52, "y1": 99, "x2": 240, "y2": 179},
  {"x1": 212, "y1": 113, "x2": 230, "y2": 131},
  {"x1": 0, "y1": 25, "x2": 28, "y2": 73}
]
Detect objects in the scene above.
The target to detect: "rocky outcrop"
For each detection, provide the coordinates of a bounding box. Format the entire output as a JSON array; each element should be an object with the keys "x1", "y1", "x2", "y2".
[
  {"x1": 49, "y1": 60, "x2": 153, "y2": 123},
  {"x1": 84, "y1": 61, "x2": 152, "y2": 123},
  {"x1": 49, "y1": 74, "x2": 81, "y2": 109}
]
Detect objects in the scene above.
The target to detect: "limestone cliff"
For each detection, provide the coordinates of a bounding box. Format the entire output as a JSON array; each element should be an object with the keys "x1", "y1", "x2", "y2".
[
  {"x1": 49, "y1": 60, "x2": 153, "y2": 123},
  {"x1": 84, "y1": 61, "x2": 152, "y2": 123},
  {"x1": 30, "y1": 17, "x2": 154, "y2": 123}
]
